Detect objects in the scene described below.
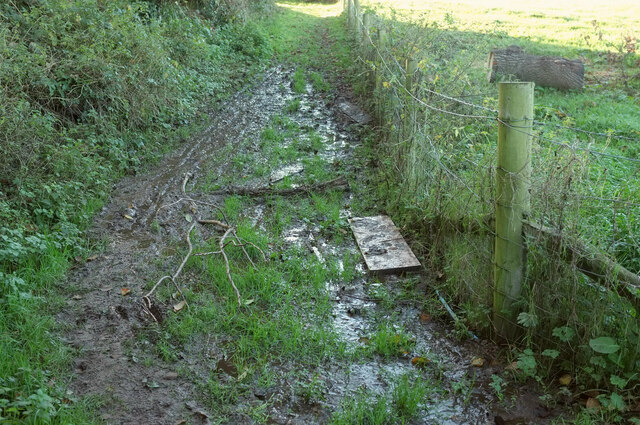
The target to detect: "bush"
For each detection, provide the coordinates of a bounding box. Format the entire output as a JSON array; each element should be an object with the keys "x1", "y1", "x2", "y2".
[{"x1": 0, "y1": 0, "x2": 272, "y2": 421}]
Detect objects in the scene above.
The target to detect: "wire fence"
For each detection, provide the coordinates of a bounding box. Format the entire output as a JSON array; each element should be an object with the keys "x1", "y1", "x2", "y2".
[{"x1": 344, "y1": 0, "x2": 640, "y2": 383}]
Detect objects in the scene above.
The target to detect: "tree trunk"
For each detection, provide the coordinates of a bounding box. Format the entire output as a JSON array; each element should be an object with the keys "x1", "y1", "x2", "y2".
[{"x1": 487, "y1": 45, "x2": 584, "y2": 91}]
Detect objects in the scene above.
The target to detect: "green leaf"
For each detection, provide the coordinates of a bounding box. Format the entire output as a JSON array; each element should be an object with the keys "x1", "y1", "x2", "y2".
[
  {"x1": 610, "y1": 375, "x2": 627, "y2": 390},
  {"x1": 541, "y1": 349, "x2": 560, "y2": 359},
  {"x1": 517, "y1": 312, "x2": 538, "y2": 328},
  {"x1": 590, "y1": 356, "x2": 607, "y2": 368},
  {"x1": 589, "y1": 337, "x2": 620, "y2": 354},
  {"x1": 609, "y1": 392, "x2": 626, "y2": 411},
  {"x1": 552, "y1": 326, "x2": 575, "y2": 343}
]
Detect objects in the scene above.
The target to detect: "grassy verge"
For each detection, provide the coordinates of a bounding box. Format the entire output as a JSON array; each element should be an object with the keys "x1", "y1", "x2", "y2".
[{"x1": 0, "y1": 0, "x2": 273, "y2": 422}]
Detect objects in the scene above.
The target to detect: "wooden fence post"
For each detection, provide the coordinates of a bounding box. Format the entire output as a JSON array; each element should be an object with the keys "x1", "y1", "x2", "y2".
[
  {"x1": 363, "y1": 12, "x2": 372, "y2": 52},
  {"x1": 347, "y1": 0, "x2": 354, "y2": 29},
  {"x1": 494, "y1": 82, "x2": 533, "y2": 338}
]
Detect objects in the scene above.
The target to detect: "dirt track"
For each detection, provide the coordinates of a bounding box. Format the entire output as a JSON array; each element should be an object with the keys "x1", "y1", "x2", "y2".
[{"x1": 60, "y1": 66, "x2": 554, "y2": 425}]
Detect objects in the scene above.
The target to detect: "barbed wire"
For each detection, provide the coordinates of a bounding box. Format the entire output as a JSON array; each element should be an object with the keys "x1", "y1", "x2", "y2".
[{"x1": 356, "y1": 15, "x2": 640, "y2": 165}]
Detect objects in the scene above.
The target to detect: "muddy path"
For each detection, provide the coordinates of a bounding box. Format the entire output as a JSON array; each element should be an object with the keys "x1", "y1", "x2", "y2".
[
  {"x1": 60, "y1": 65, "x2": 555, "y2": 425},
  {"x1": 60, "y1": 67, "x2": 297, "y2": 424}
]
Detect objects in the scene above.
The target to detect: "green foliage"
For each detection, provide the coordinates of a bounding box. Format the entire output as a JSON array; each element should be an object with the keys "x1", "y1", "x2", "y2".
[
  {"x1": 292, "y1": 67, "x2": 307, "y2": 93},
  {"x1": 489, "y1": 374, "x2": 505, "y2": 401},
  {"x1": 330, "y1": 372, "x2": 430, "y2": 425},
  {"x1": 0, "y1": 0, "x2": 274, "y2": 422},
  {"x1": 350, "y1": 0, "x2": 640, "y2": 400},
  {"x1": 368, "y1": 322, "x2": 415, "y2": 359},
  {"x1": 589, "y1": 337, "x2": 620, "y2": 354}
]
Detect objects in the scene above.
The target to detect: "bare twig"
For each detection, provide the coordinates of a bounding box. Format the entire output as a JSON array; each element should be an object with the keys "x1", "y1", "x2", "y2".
[
  {"x1": 220, "y1": 227, "x2": 242, "y2": 306},
  {"x1": 142, "y1": 222, "x2": 197, "y2": 317},
  {"x1": 198, "y1": 219, "x2": 231, "y2": 229},
  {"x1": 142, "y1": 172, "x2": 268, "y2": 316}
]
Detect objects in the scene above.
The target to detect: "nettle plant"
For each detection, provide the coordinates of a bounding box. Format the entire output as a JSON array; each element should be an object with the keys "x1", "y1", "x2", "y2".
[{"x1": 514, "y1": 316, "x2": 639, "y2": 416}]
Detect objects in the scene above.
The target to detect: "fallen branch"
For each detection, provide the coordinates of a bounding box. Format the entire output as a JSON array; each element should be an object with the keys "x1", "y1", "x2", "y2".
[
  {"x1": 198, "y1": 219, "x2": 231, "y2": 229},
  {"x1": 420, "y1": 213, "x2": 640, "y2": 305},
  {"x1": 219, "y1": 227, "x2": 242, "y2": 306},
  {"x1": 523, "y1": 220, "x2": 640, "y2": 305},
  {"x1": 142, "y1": 222, "x2": 197, "y2": 318},
  {"x1": 207, "y1": 177, "x2": 349, "y2": 197},
  {"x1": 141, "y1": 173, "x2": 268, "y2": 318}
]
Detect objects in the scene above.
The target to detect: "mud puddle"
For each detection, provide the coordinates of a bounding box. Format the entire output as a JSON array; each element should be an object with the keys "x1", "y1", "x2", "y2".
[{"x1": 60, "y1": 65, "x2": 554, "y2": 425}]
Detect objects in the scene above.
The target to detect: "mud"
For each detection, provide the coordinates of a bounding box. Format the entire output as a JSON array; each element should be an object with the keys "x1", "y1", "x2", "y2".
[{"x1": 60, "y1": 66, "x2": 556, "y2": 424}]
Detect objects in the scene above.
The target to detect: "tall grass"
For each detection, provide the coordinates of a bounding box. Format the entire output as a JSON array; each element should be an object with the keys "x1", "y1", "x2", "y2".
[{"x1": 347, "y1": 0, "x2": 640, "y2": 398}]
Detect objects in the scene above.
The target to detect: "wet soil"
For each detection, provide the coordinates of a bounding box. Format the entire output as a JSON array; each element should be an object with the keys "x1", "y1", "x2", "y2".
[{"x1": 60, "y1": 66, "x2": 557, "y2": 424}]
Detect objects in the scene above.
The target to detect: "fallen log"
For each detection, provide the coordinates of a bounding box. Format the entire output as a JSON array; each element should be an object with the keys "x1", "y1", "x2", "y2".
[
  {"x1": 208, "y1": 177, "x2": 349, "y2": 197},
  {"x1": 487, "y1": 45, "x2": 584, "y2": 91}
]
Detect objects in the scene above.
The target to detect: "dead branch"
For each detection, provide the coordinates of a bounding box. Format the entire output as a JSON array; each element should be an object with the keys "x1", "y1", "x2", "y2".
[
  {"x1": 523, "y1": 220, "x2": 640, "y2": 306},
  {"x1": 207, "y1": 177, "x2": 349, "y2": 197},
  {"x1": 142, "y1": 172, "x2": 269, "y2": 316},
  {"x1": 220, "y1": 227, "x2": 242, "y2": 306},
  {"x1": 419, "y1": 212, "x2": 640, "y2": 306},
  {"x1": 198, "y1": 219, "x2": 231, "y2": 229},
  {"x1": 142, "y1": 222, "x2": 197, "y2": 316}
]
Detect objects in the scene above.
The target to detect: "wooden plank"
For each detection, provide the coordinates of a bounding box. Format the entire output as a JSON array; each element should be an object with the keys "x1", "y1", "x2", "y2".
[{"x1": 349, "y1": 216, "x2": 421, "y2": 273}]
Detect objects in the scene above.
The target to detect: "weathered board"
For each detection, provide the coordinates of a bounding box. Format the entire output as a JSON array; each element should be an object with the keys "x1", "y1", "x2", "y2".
[{"x1": 349, "y1": 216, "x2": 421, "y2": 273}]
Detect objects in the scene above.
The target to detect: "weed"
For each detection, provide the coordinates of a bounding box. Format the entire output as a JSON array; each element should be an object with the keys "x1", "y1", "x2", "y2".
[
  {"x1": 450, "y1": 372, "x2": 476, "y2": 406},
  {"x1": 150, "y1": 220, "x2": 162, "y2": 234},
  {"x1": 285, "y1": 98, "x2": 301, "y2": 113},
  {"x1": 490, "y1": 374, "x2": 505, "y2": 402},
  {"x1": 310, "y1": 71, "x2": 331, "y2": 93},
  {"x1": 296, "y1": 373, "x2": 327, "y2": 404},
  {"x1": 391, "y1": 373, "x2": 429, "y2": 419},
  {"x1": 329, "y1": 390, "x2": 390, "y2": 425},
  {"x1": 369, "y1": 322, "x2": 415, "y2": 359},
  {"x1": 293, "y1": 68, "x2": 307, "y2": 94}
]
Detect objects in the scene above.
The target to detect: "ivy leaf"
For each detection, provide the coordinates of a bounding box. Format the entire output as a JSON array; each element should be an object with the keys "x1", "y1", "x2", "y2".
[{"x1": 589, "y1": 337, "x2": 620, "y2": 354}]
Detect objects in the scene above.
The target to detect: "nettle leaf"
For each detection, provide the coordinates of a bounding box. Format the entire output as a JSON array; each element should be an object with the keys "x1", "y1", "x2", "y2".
[
  {"x1": 589, "y1": 337, "x2": 620, "y2": 354},
  {"x1": 517, "y1": 312, "x2": 538, "y2": 328},
  {"x1": 609, "y1": 392, "x2": 626, "y2": 411},
  {"x1": 590, "y1": 356, "x2": 607, "y2": 368},
  {"x1": 552, "y1": 326, "x2": 575, "y2": 343},
  {"x1": 610, "y1": 375, "x2": 627, "y2": 390}
]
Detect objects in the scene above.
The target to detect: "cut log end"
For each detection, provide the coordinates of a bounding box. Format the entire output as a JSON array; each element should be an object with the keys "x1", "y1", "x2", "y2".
[{"x1": 487, "y1": 45, "x2": 584, "y2": 91}]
